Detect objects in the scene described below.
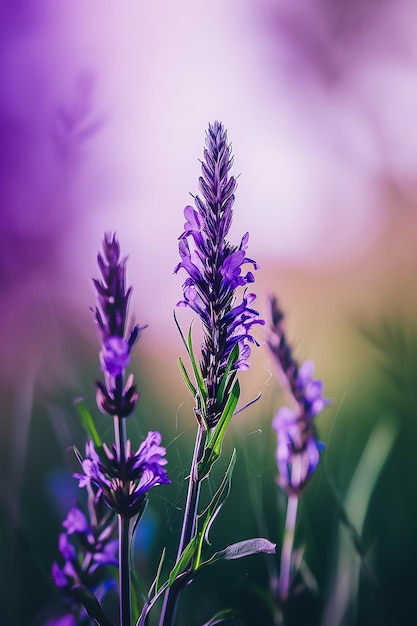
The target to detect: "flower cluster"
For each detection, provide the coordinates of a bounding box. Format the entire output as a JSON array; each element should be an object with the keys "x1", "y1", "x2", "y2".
[
  {"x1": 76, "y1": 432, "x2": 170, "y2": 518},
  {"x1": 51, "y1": 485, "x2": 117, "y2": 619},
  {"x1": 267, "y1": 296, "x2": 327, "y2": 494},
  {"x1": 175, "y1": 121, "x2": 264, "y2": 428},
  {"x1": 93, "y1": 233, "x2": 144, "y2": 417}
]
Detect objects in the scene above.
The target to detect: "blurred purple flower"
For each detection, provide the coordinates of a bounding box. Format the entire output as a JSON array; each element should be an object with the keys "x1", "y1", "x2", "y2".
[
  {"x1": 75, "y1": 431, "x2": 170, "y2": 518},
  {"x1": 100, "y1": 336, "x2": 131, "y2": 377},
  {"x1": 45, "y1": 614, "x2": 77, "y2": 626},
  {"x1": 62, "y1": 507, "x2": 88, "y2": 535},
  {"x1": 267, "y1": 296, "x2": 327, "y2": 494},
  {"x1": 93, "y1": 233, "x2": 145, "y2": 417},
  {"x1": 51, "y1": 487, "x2": 117, "y2": 607},
  {"x1": 175, "y1": 121, "x2": 264, "y2": 428}
]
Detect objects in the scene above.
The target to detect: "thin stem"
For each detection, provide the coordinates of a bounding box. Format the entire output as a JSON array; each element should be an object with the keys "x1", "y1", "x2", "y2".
[
  {"x1": 119, "y1": 514, "x2": 131, "y2": 626},
  {"x1": 159, "y1": 425, "x2": 206, "y2": 626},
  {"x1": 114, "y1": 414, "x2": 131, "y2": 626},
  {"x1": 114, "y1": 415, "x2": 127, "y2": 465},
  {"x1": 279, "y1": 493, "x2": 299, "y2": 603}
]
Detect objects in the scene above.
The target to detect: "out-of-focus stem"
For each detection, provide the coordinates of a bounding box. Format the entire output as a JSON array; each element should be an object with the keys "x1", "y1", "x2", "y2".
[
  {"x1": 119, "y1": 514, "x2": 131, "y2": 626},
  {"x1": 159, "y1": 425, "x2": 206, "y2": 626},
  {"x1": 279, "y1": 493, "x2": 299, "y2": 603},
  {"x1": 114, "y1": 414, "x2": 131, "y2": 626}
]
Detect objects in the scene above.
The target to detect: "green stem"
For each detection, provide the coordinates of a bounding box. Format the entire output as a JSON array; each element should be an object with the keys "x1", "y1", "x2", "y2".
[
  {"x1": 159, "y1": 425, "x2": 206, "y2": 626},
  {"x1": 279, "y1": 493, "x2": 299, "y2": 603},
  {"x1": 114, "y1": 415, "x2": 131, "y2": 626},
  {"x1": 119, "y1": 514, "x2": 132, "y2": 626}
]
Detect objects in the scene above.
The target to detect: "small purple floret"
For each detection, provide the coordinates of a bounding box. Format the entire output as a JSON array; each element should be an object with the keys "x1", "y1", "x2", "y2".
[
  {"x1": 62, "y1": 506, "x2": 88, "y2": 535},
  {"x1": 100, "y1": 336, "x2": 131, "y2": 377}
]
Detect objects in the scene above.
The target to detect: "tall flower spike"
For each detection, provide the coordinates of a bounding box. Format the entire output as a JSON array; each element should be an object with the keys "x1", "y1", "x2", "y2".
[
  {"x1": 267, "y1": 296, "x2": 327, "y2": 494},
  {"x1": 175, "y1": 121, "x2": 264, "y2": 428},
  {"x1": 93, "y1": 233, "x2": 144, "y2": 417}
]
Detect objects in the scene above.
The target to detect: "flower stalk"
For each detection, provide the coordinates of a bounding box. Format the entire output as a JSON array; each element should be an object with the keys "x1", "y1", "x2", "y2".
[
  {"x1": 119, "y1": 513, "x2": 131, "y2": 626},
  {"x1": 62, "y1": 234, "x2": 170, "y2": 626},
  {"x1": 279, "y1": 493, "x2": 299, "y2": 604},
  {"x1": 160, "y1": 122, "x2": 263, "y2": 626},
  {"x1": 267, "y1": 295, "x2": 328, "y2": 609}
]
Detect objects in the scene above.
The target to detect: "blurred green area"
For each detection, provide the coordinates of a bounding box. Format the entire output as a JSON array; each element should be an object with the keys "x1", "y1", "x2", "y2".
[{"x1": 1, "y1": 312, "x2": 417, "y2": 626}]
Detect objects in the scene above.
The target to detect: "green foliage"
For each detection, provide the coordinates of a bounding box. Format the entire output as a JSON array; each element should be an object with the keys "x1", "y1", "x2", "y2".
[{"x1": 198, "y1": 380, "x2": 240, "y2": 479}]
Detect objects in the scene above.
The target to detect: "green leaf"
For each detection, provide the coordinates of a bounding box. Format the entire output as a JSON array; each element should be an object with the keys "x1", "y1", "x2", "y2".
[
  {"x1": 202, "y1": 538, "x2": 276, "y2": 570},
  {"x1": 198, "y1": 380, "x2": 240, "y2": 478},
  {"x1": 220, "y1": 538, "x2": 276, "y2": 560},
  {"x1": 215, "y1": 344, "x2": 239, "y2": 406},
  {"x1": 72, "y1": 585, "x2": 114, "y2": 626},
  {"x1": 149, "y1": 547, "x2": 166, "y2": 596},
  {"x1": 202, "y1": 609, "x2": 236, "y2": 625},
  {"x1": 178, "y1": 356, "x2": 197, "y2": 398},
  {"x1": 168, "y1": 537, "x2": 198, "y2": 587},
  {"x1": 187, "y1": 323, "x2": 207, "y2": 408},
  {"x1": 75, "y1": 399, "x2": 102, "y2": 447},
  {"x1": 174, "y1": 311, "x2": 207, "y2": 415},
  {"x1": 194, "y1": 450, "x2": 237, "y2": 569},
  {"x1": 197, "y1": 537, "x2": 276, "y2": 574},
  {"x1": 173, "y1": 309, "x2": 190, "y2": 354},
  {"x1": 74, "y1": 400, "x2": 109, "y2": 465}
]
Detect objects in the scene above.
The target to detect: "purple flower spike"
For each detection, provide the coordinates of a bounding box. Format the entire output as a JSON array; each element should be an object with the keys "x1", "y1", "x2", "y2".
[
  {"x1": 267, "y1": 296, "x2": 328, "y2": 495},
  {"x1": 175, "y1": 122, "x2": 264, "y2": 428},
  {"x1": 75, "y1": 432, "x2": 171, "y2": 518},
  {"x1": 93, "y1": 233, "x2": 145, "y2": 418}
]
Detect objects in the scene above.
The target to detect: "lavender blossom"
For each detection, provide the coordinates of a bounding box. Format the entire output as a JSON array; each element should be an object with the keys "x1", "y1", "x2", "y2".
[
  {"x1": 267, "y1": 296, "x2": 327, "y2": 494},
  {"x1": 76, "y1": 431, "x2": 171, "y2": 518},
  {"x1": 175, "y1": 121, "x2": 264, "y2": 428},
  {"x1": 51, "y1": 486, "x2": 117, "y2": 615},
  {"x1": 93, "y1": 233, "x2": 144, "y2": 417}
]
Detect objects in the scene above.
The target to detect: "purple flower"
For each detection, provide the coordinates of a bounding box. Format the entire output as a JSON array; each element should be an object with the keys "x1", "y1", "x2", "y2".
[
  {"x1": 76, "y1": 432, "x2": 171, "y2": 518},
  {"x1": 175, "y1": 122, "x2": 264, "y2": 428},
  {"x1": 45, "y1": 615, "x2": 77, "y2": 626},
  {"x1": 62, "y1": 507, "x2": 88, "y2": 535},
  {"x1": 267, "y1": 296, "x2": 328, "y2": 494},
  {"x1": 100, "y1": 336, "x2": 131, "y2": 377},
  {"x1": 93, "y1": 233, "x2": 144, "y2": 417},
  {"x1": 51, "y1": 488, "x2": 117, "y2": 607}
]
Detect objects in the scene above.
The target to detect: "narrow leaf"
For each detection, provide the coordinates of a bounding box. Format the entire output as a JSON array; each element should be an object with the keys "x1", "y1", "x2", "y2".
[
  {"x1": 178, "y1": 356, "x2": 197, "y2": 398},
  {"x1": 168, "y1": 537, "x2": 198, "y2": 586},
  {"x1": 202, "y1": 609, "x2": 236, "y2": 625},
  {"x1": 187, "y1": 324, "x2": 207, "y2": 407},
  {"x1": 198, "y1": 538, "x2": 276, "y2": 571},
  {"x1": 198, "y1": 380, "x2": 240, "y2": 478},
  {"x1": 194, "y1": 450, "x2": 236, "y2": 569},
  {"x1": 149, "y1": 547, "x2": 166, "y2": 596},
  {"x1": 75, "y1": 399, "x2": 102, "y2": 448},
  {"x1": 72, "y1": 585, "x2": 114, "y2": 626},
  {"x1": 173, "y1": 309, "x2": 190, "y2": 355},
  {"x1": 221, "y1": 538, "x2": 276, "y2": 560},
  {"x1": 215, "y1": 344, "x2": 239, "y2": 405},
  {"x1": 201, "y1": 450, "x2": 236, "y2": 545}
]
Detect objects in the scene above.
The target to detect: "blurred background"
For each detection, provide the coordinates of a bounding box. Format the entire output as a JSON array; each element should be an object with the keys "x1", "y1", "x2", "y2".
[{"x1": 1, "y1": 1, "x2": 417, "y2": 624}]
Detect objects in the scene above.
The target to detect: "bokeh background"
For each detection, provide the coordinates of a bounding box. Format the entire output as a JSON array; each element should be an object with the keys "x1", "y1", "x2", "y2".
[{"x1": 2, "y1": 1, "x2": 417, "y2": 624}]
